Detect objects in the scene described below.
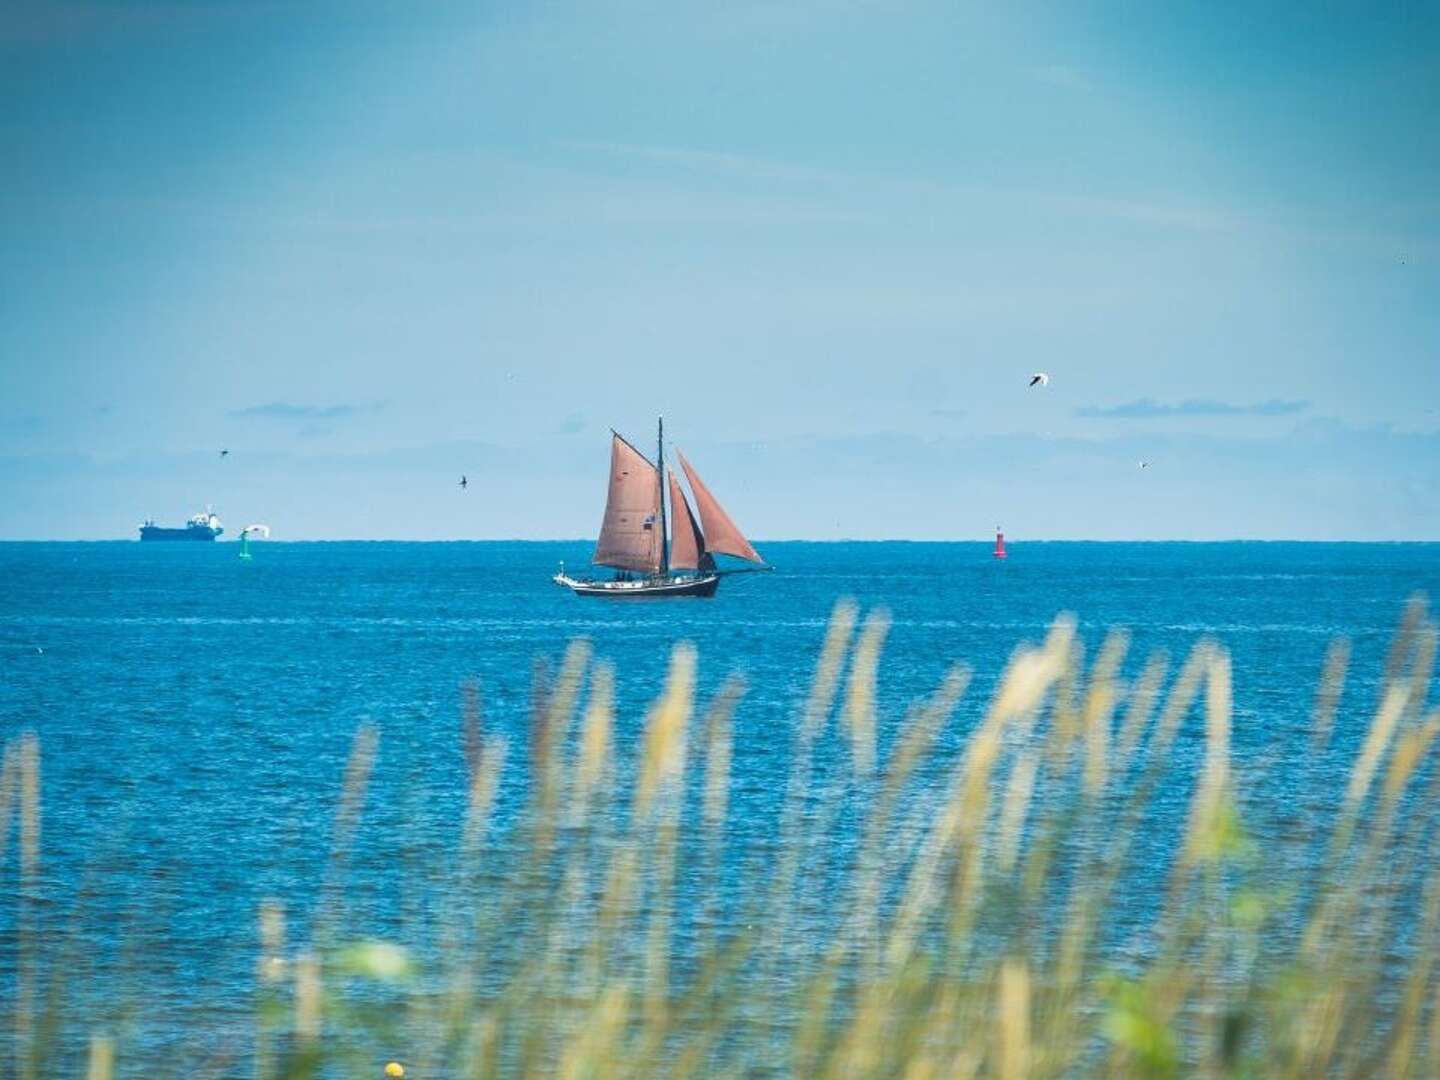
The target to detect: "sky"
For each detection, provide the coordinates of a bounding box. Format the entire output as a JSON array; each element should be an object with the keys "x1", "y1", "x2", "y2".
[{"x1": 1, "y1": 0, "x2": 1437, "y2": 540}]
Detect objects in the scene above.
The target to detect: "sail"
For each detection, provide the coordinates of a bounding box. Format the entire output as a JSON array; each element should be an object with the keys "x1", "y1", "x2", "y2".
[
  {"x1": 668, "y1": 470, "x2": 706, "y2": 570},
  {"x1": 676, "y1": 449, "x2": 763, "y2": 564},
  {"x1": 594, "y1": 434, "x2": 662, "y2": 573}
]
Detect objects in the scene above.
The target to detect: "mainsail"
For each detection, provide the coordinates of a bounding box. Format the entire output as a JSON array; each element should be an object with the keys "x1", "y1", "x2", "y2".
[
  {"x1": 594, "y1": 434, "x2": 662, "y2": 573},
  {"x1": 668, "y1": 470, "x2": 706, "y2": 571},
  {"x1": 675, "y1": 449, "x2": 763, "y2": 564}
]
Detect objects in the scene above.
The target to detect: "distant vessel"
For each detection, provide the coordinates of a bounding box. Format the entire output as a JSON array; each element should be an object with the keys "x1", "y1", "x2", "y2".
[
  {"x1": 993, "y1": 526, "x2": 1007, "y2": 559},
  {"x1": 554, "y1": 417, "x2": 769, "y2": 598},
  {"x1": 139, "y1": 509, "x2": 224, "y2": 542}
]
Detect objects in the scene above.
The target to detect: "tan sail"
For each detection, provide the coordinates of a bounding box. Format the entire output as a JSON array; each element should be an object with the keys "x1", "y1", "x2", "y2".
[
  {"x1": 594, "y1": 434, "x2": 662, "y2": 573},
  {"x1": 676, "y1": 449, "x2": 763, "y2": 564},
  {"x1": 668, "y1": 469, "x2": 706, "y2": 570}
]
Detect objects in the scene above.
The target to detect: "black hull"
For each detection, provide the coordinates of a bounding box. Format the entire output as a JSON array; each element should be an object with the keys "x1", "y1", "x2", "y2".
[{"x1": 556, "y1": 573, "x2": 720, "y2": 598}]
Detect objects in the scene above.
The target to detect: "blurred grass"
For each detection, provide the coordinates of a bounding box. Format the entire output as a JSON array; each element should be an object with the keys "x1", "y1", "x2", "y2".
[{"x1": 3, "y1": 596, "x2": 1440, "y2": 1078}]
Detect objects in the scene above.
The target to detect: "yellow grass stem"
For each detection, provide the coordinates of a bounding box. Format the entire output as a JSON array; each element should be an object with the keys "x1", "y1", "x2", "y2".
[
  {"x1": 469, "y1": 1013, "x2": 499, "y2": 1079},
  {"x1": 543, "y1": 642, "x2": 593, "y2": 789},
  {"x1": 954, "y1": 622, "x2": 1074, "y2": 918},
  {"x1": 1117, "y1": 652, "x2": 1168, "y2": 761},
  {"x1": 1182, "y1": 649, "x2": 1232, "y2": 866},
  {"x1": 1383, "y1": 714, "x2": 1440, "y2": 810},
  {"x1": 558, "y1": 985, "x2": 628, "y2": 1080},
  {"x1": 1341, "y1": 686, "x2": 1407, "y2": 820},
  {"x1": 1082, "y1": 631, "x2": 1128, "y2": 799},
  {"x1": 844, "y1": 668, "x2": 968, "y2": 980},
  {"x1": 462, "y1": 736, "x2": 507, "y2": 857},
  {"x1": 1382, "y1": 594, "x2": 1426, "y2": 686},
  {"x1": 997, "y1": 958, "x2": 1031, "y2": 1080},
  {"x1": 793, "y1": 966, "x2": 838, "y2": 1076},
  {"x1": 258, "y1": 901, "x2": 286, "y2": 982},
  {"x1": 254, "y1": 900, "x2": 285, "y2": 1080},
  {"x1": 1386, "y1": 873, "x2": 1440, "y2": 1079},
  {"x1": 635, "y1": 643, "x2": 695, "y2": 819},
  {"x1": 85, "y1": 1035, "x2": 114, "y2": 1080},
  {"x1": 760, "y1": 602, "x2": 858, "y2": 995},
  {"x1": 14, "y1": 732, "x2": 40, "y2": 1080},
  {"x1": 702, "y1": 679, "x2": 740, "y2": 833},
  {"x1": 1404, "y1": 624, "x2": 1437, "y2": 725},
  {"x1": 0, "y1": 742, "x2": 16, "y2": 865},
  {"x1": 332, "y1": 722, "x2": 379, "y2": 854},
  {"x1": 1047, "y1": 638, "x2": 1084, "y2": 768},
  {"x1": 1150, "y1": 640, "x2": 1214, "y2": 761},
  {"x1": 19, "y1": 731, "x2": 38, "y2": 876},
  {"x1": 888, "y1": 623, "x2": 1070, "y2": 970},
  {"x1": 997, "y1": 751, "x2": 1038, "y2": 875},
  {"x1": 844, "y1": 608, "x2": 891, "y2": 778},
  {"x1": 294, "y1": 951, "x2": 321, "y2": 1041},
  {"x1": 644, "y1": 812, "x2": 683, "y2": 1034},
  {"x1": 804, "y1": 599, "x2": 859, "y2": 743},
  {"x1": 885, "y1": 669, "x2": 969, "y2": 803},
  {"x1": 1311, "y1": 638, "x2": 1351, "y2": 750},
  {"x1": 571, "y1": 663, "x2": 615, "y2": 823},
  {"x1": 699, "y1": 678, "x2": 742, "y2": 960}
]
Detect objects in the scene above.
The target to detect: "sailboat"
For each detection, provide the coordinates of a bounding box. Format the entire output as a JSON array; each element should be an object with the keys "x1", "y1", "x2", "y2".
[{"x1": 553, "y1": 417, "x2": 769, "y2": 598}]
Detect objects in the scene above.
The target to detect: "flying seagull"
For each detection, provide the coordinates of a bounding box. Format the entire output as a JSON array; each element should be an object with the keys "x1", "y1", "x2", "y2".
[
  {"x1": 459, "y1": 475, "x2": 468, "y2": 490},
  {"x1": 1029, "y1": 372, "x2": 1050, "y2": 388},
  {"x1": 1139, "y1": 460, "x2": 1152, "y2": 469}
]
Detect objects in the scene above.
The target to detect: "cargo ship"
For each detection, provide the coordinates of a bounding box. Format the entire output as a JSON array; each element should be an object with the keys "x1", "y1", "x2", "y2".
[{"x1": 139, "y1": 509, "x2": 224, "y2": 541}]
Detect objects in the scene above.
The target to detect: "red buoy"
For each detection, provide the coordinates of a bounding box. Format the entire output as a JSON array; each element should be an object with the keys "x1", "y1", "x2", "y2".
[{"x1": 993, "y1": 526, "x2": 1007, "y2": 559}]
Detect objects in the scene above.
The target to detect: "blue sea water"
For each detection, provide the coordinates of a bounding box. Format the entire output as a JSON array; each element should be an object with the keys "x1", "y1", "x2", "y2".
[{"x1": 2, "y1": 540, "x2": 1439, "y2": 1062}]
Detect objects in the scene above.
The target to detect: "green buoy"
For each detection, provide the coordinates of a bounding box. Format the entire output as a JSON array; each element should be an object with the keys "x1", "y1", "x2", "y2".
[{"x1": 238, "y1": 523, "x2": 270, "y2": 560}]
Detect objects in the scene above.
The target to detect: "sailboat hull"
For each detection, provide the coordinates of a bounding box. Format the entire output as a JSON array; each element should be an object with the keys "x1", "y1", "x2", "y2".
[{"x1": 554, "y1": 573, "x2": 720, "y2": 598}]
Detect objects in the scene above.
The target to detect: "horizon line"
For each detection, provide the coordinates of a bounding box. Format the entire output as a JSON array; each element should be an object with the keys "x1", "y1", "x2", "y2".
[{"x1": 2, "y1": 537, "x2": 1438, "y2": 545}]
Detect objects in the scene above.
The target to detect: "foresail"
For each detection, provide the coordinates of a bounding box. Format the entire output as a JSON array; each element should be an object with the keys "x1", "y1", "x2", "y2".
[
  {"x1": 668, "y1": 469, "x2": 705, "y2": 570},
  {"x1": 676, "y1": 449, "x2": 763, "y2": 564},
  {"x1": 594, "y1": 434, "x2": 662, "y2": 573}
]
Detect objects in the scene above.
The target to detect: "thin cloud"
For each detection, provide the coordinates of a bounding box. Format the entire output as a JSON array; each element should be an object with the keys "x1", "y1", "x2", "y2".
[
  {"x1": 569, "y1": 140, "x2": 1239, "y2": 235},
  {"x1": 1076, "y1": 398, "x2": 1310, "y2": 419},
  {"x1": 568, "y1": 140, "x2": 822, "y2": 183},
  {"x1": 230, "y1": 402, "x2": 383, "y2": 420}
]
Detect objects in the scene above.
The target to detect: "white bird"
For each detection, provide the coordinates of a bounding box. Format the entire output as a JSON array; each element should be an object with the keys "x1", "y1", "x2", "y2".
[
  {"x1": 1139, "y1": 460, "x2": 1152, "y2": 469},
  {"x1": 1029, "y1": 372, "x2": 1050, "y2": 388}
]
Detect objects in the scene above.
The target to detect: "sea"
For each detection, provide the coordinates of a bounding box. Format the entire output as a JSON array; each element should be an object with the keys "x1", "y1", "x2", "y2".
[{"x1": 2, "y1": 539, "x2": 1439, "y2": 1061}]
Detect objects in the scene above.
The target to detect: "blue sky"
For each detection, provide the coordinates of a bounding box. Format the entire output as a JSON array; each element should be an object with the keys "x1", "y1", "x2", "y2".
[{"x1": 2, "y1": 1, "x2": 1436, "y2": 539}]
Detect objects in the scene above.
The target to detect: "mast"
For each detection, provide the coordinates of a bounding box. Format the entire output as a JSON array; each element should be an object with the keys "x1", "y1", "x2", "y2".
[{"x1": 658, "y1": 416, "x2": 670, "y2": 576}]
